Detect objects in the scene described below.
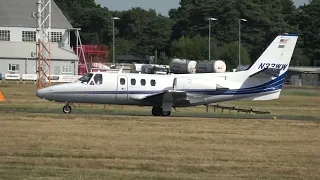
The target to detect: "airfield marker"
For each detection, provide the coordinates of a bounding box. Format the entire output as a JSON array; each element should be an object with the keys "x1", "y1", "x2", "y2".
[{"x1": 0, "y1": 92, "x2": 4, "y2": 101}]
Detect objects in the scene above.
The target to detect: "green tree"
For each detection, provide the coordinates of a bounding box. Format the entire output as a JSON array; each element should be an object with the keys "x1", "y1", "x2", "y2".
[
  {"x1": 295, "y1": 1, "x2": 320, "y2": 66},
  {"x1": 115, "y1": 8, "x2": 173, "y2": 58},
  {"x1": 55, "y1": 0, "x2": 320, "y2": 67},
  {"x1": 169, "y1": 0, "x2": 300, "y2": 63},
  {"x1": 219, "y1": 41, "x2": 251, "y2": 69},
  {"x1": 171, "y1": 35, "x2": 215, "y2": 60}
]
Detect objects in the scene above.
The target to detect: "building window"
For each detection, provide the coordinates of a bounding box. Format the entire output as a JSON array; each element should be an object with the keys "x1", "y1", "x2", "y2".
[
  {"x1": 140, "y1": 79, "x2": 146, "y2": 86},
  {"x1": 22, "y1": 31, "x2": 36, "y2": 42},
  {"x1": 61, "y1": 66, "x2": 72, "y2": 74},
  {"x1": 51, "y1": 32, "x2": 62, "y2": 42},
  {"x1": 9, "y1": 64, "x2": 19, "y2": 71},
  {"x1": 150, "y1": 79, "x2": 156, "y2": 86},
  {"x1": 131, "y1": 78, "x2": 136, "y2": 85},
  {"x1": 120, "y1": 78, "x2": 125, "y2": 85},
  {"x1": 0, "y1": 30, "x2": 10, "y2": 41},
  {"x1": 54, "y1": 66, "x2": 61, "y2": 74}
]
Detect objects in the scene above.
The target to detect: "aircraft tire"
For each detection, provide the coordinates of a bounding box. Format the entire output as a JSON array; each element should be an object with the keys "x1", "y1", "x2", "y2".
[
  {"x1": 152, "y1": 106, "x2": 161, "y2": 116},
  {"x1": 63, "y1": 105, "x2": 72, "y2": 114},
  {"x1": 161, "y1": 111, "x2": 171, "y2": 116}
]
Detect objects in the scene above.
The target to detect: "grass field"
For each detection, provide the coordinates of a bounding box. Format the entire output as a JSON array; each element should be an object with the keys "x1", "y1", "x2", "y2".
[
  {"x1": 0, "y1": 113, "x2": 319, "y2": 179},
  {"x1": 0, "y1": 83, "x2": 319, "y2": 179}
]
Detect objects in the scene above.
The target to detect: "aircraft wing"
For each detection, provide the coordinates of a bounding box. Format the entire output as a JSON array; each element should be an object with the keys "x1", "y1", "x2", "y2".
[{"x1": 136, "y1": 90, "x2": 190, "y2": 107}]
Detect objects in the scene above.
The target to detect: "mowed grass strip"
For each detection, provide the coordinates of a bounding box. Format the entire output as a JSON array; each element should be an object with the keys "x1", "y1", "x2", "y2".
[{"x1": 0, "y1": 112, "x2": 319, "y2": 179}]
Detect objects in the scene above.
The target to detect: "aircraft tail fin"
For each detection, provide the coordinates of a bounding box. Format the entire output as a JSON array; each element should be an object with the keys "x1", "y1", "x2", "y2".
[
  {"x1": 246, "y1": 34, "x2": 298, "y2": 76},
  {"x1": 238, "y1": 34, "x2": 298, "y2": 101},
  {"x1": 0, "y1": 91, "x2": 5, "y2": 101}
]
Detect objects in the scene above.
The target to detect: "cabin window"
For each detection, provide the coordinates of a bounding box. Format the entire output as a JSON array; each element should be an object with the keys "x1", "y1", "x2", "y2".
[
  {"x1": 120, "y1": 78, "x2": 125, "y2": 85},
  {"x1": 140, "y1": 79, "x2": 146, "y2": 86},
  {"x1": 150, "y1": 79, "x2": 156, "y2": 86},
  {"x1": 78, "y1": 73, "x2": 93, "y2": 84},
  {"x1": 131, "y1": 78, "x2": 136, "y2": 85},
  {"x1": 94, "y1": 74, "x2": 103, "y2": 85}
]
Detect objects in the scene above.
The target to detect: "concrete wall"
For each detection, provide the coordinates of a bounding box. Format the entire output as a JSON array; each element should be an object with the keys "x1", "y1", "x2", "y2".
[
  {"x1": 0, "y1": 58, "x2": 78, "y2": 76},
  {"x1": 288, "y1": 73, "x2": 320, "y2": 86},
  {"x1": 289, "y1": 75, "x2": 302, "y2": 86},
  {"x1": 301, "y1": 73, "x2": 319, "y2": 86}
]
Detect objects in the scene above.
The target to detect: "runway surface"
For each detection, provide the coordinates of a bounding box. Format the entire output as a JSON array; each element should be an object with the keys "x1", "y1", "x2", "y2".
[{"x1": 1, "y1": 107, "x2": 319, "y2": 122}]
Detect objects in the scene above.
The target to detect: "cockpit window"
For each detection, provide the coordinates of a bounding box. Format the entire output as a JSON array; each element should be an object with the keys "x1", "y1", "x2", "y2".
[
  {"x1": 77, "y1": 73, "x2": 93, "y2": 84},
  {"x1": 94, "y1": 74, "x2": 103, "y2": 85}
]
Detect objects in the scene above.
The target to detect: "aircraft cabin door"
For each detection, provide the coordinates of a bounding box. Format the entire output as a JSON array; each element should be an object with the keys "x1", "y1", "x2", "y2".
[{"x1": 116, "y1": 75, "x2": 128, "y2": 101}]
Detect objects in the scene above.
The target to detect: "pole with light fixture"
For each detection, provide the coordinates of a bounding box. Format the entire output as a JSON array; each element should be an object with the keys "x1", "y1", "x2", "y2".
[
  {"x1": 208, "y1": 17, "x2": 217, "y2": 61},
  {"x1": 238, "y1": 18, "x2": 247, "y2": 66},
  {"x1": 111, "y1": 17, "x2": 120, "y2": 66}
]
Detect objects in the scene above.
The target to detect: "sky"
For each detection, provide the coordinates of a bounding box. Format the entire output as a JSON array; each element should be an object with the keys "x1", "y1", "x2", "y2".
[{"x1": 95, "y1": 0, "x2": 310, "y2": 16}]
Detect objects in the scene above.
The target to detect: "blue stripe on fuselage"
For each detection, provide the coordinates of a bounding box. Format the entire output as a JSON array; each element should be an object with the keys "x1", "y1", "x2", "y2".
[{"x1": 54, "y1": 72, "x2": 286, "y2": 96}]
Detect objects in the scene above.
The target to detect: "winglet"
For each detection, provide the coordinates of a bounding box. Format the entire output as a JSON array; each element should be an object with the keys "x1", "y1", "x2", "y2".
[{"x1": 0, "y1": 92, "x2": 5, "y2": 101}]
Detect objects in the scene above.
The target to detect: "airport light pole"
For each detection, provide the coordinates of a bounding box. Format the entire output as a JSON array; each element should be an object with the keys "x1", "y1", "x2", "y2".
[
  {"x1": 111, "y1": 17, "x2": 120, "y2": 66},
  {"x1": 238, "y1": 18, "x2": 247, "y2": 66},
  {"x1": 208, "y1": 17, "x2": 217, "y2": 61}
]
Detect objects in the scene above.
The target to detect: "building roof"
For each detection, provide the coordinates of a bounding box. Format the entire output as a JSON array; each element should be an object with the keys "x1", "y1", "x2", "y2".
[
  {"x1": 288, "y1": 67, "x2": 320, "y2": 74},
  {"x1": 0, "y1": 0, "x2": 72, "y2": 29},
  {"x1": 0, "y1": 41, "x2": 78, "y2": 60}
]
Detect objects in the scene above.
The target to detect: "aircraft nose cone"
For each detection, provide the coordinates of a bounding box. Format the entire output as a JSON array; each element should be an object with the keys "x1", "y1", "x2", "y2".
[{"x1": 36, "y1": 88, "x2": 48, "y2": 99}]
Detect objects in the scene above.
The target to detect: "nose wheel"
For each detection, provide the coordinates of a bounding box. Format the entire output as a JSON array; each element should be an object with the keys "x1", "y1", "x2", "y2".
[{"x1": 63, "y1": 104, "x2": 72, "y2": 113}]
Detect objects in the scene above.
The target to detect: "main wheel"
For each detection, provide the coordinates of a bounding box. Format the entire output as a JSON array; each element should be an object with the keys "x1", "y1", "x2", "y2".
[
  {"x1": 152, "y1": 106, "x2": 161, "y2": 116},
  {"x1": 161, "y1": 111, "x2": 171, "y2": 116},
  {"x1": 63, "y1": 105, "x2": 72, "y2": 113}
]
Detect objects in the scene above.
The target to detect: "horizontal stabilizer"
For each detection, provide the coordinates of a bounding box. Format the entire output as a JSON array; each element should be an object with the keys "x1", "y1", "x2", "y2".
[{"x1": 249, "y1": 68, "x2": 281, "y2": 79}]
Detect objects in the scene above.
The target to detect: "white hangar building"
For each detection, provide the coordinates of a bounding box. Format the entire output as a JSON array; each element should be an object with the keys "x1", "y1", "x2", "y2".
[{"x1": 0, "y1": 0, "x2": 79, "y2": 78}]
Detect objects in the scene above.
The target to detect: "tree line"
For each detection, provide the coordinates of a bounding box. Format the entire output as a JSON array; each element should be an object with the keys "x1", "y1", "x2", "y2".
[{"x1": 54, "y1": 0, "x2": 320, "y2": 69}]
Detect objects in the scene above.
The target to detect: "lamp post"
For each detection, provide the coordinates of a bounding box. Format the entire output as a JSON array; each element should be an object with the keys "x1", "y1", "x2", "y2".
[
  {"x1": 208, "y1": 17, "x2": 217, "y2": 61},
  {"x1": 238, "y1": 18, "x2": 247, "y2": 66},
  {"x1": 111, "y1": 17, "x2": 120, "y2": 66}
]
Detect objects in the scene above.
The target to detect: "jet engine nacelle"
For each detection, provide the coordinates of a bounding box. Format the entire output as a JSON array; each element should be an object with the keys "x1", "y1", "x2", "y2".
[{"x1": 173, "y1": 77, "x2": 216, "y2": 90}]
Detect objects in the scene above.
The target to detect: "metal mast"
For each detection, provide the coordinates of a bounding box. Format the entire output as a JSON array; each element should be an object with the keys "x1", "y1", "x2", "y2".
[
  {"x1": 74, "y1": 28, "x2": 89, "y2": 73},
  {"x1": 36, "y1": 0, "x2": 51, "y2": 90}
]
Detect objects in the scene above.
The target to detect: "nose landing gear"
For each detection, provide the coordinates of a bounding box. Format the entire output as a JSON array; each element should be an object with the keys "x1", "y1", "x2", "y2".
[{"x1": 63, "y1": 103, "x2": 72, "y2": 113}]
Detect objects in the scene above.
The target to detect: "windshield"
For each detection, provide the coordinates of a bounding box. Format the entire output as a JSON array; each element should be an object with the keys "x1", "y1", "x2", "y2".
[{"x1": 77, "y1": 73, "x2": 93, "y2": 84}]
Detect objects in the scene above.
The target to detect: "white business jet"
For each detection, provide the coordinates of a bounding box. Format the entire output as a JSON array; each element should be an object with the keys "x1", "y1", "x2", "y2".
[{"x1": 36, "y1": 33, "x2": 298, "y2": 116}]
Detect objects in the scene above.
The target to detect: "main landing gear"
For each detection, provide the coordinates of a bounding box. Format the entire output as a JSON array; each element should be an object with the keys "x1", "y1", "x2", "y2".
[
  {"x1": 63, "y1": 103, "x2": 72, "y2": 113},
  {"x1": 152, "y1": 106, "x2": 171, "y2": 116}
]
